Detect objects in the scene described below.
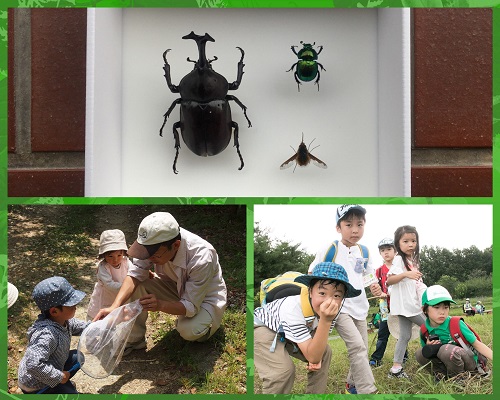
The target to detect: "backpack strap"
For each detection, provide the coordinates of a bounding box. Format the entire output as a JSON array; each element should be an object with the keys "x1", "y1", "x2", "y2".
[
  {"x1": 323, "y1": 241, "x2": 369, "y2": 270},
  {"x1": 449, "y1": 316, "x2": 478, "y2": 352},
  {"x1": 299, "y1": 286, "x2": 314, "y2": 319},
  {"x1": 323, "y1": 240, "x2": 339, "y2": 263},
  {"x1": 420, "y1": 323, "x2": 429, "y2": 342}
]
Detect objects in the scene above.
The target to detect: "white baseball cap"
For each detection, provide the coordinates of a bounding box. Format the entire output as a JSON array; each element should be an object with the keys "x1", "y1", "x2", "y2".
[
  {"x1": 128, "y1": 212, "x2": 180, "y2": 260},
  {"x1": 99, "y1": 229, "x2": 128, "y2": 256},
  {"x1": 336, "y1": 204, "x2": 366, "y2": 224}
]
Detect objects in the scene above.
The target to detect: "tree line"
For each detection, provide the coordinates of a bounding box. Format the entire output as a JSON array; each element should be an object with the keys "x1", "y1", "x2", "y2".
[{"x1": 254, "y1": 223, "x2": 492, "y2": 300}]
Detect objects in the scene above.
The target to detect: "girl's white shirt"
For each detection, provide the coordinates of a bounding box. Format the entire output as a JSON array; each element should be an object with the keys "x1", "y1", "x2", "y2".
[
  {"x1": 387, "y1": 255, "x2": 426, "y2": 317},
  {"x1": 87, "y1": 257, "x2": 131, "y2": 319}
]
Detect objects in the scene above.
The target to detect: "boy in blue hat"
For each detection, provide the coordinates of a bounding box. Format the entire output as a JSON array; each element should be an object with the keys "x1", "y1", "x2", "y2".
[
  {"x1": 254, "y1": 262, "x2": 361, "y2": 394},
  {"x1": 17, "y1": 277, "x2": 90, "y2": 394}
]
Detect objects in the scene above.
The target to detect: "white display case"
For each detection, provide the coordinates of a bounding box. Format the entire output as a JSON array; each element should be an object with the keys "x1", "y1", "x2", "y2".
[{"x1": 85, "y1": 8, "x2": 410, "y2": 197}]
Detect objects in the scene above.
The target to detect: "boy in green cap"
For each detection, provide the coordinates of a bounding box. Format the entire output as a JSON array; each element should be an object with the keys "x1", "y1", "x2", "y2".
[{"x1": 416, "y1": 285, "x2": 493, "y2": 378}]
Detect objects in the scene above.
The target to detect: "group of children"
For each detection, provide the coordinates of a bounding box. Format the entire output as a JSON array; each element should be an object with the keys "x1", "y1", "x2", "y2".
[
  {"x1": 254, "y1": 204, "x2": 493, "y2": 394},
  {"x1": 17, "y1": 229, "x2": 133, "y2": 394}
]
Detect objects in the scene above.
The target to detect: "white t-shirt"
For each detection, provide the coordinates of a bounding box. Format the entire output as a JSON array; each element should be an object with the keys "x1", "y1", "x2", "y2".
[
  {"x1": 387, "y1": 255, "x2": 423, "y2": 317},
  {"x1": 309, "y1": 240, "x2": 373, "y2": 320}
]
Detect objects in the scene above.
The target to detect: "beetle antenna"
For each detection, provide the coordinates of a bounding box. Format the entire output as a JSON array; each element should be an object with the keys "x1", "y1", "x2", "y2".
[{"x1": 308, "y1": 137, "x2": 317, "y2": 149}]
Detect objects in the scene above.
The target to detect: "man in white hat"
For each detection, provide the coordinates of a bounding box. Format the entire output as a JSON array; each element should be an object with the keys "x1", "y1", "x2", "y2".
[{"x1": 94, "y1": 212, "x2": 227, "y2": 353}]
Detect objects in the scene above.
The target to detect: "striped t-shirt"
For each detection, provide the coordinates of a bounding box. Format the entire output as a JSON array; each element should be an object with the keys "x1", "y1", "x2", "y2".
[{"x1": 254, "y1": 295, "x2": 334, "y2": 344}]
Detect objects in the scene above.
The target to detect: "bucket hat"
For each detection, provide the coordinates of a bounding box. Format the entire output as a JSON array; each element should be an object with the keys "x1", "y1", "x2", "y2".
[
  {"x1": 128, "y1": 212, "x2": 180, "y2": 260},
  {"x1": 421, "y1": 285, "x2": 456, "y2": 306},
  {"x1": 336, "y1": 204, "x2": 366, "y2": 224},
  {"x1": 99, "y1": 229, "x2": 128, "y2": 256},
  {"x1": 32, "y1": 277, "x2": 86, "y2": 311},
  {"x1": 7, "y1": 282, "x2": 19, "y2": 309},
  {"x1": 387, "y1": 314, "x2": 420, "y2": 340},
  {"x1": 294, "y1": 262, "x2": 361, "y2": 298}
]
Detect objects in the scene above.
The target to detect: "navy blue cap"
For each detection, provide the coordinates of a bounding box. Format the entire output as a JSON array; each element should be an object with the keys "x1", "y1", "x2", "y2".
[{"x1": 32, "y1": 277, "x2": 86, "y2": 311}]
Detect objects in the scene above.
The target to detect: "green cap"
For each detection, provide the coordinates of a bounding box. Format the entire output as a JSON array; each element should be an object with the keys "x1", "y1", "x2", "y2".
[{"x1": 421, "y1": 285, "x2": 457, "y2": 306}]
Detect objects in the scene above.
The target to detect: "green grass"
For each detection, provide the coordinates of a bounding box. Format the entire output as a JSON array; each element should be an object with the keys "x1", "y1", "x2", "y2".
[{"x1": 255, "y1": 302, "x2": 493, "y2": 394}]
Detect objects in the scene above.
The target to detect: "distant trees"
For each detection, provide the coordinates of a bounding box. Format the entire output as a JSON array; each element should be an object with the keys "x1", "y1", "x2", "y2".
[
  {"x1": 420, "y1": 245, "x2": 492, "y2": 298},
  {"x1": 254, "y1": 223, "x2": 314, "y2": 298}
]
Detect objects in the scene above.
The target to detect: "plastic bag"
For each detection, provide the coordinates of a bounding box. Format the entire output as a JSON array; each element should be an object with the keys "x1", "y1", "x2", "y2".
[{"x1": 77, "y1": 300, "x2": 143, "y2": 378}]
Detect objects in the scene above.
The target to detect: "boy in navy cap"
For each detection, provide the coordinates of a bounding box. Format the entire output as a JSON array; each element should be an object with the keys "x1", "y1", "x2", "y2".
[
  {"x1": 254, "y1": 262, "x2": 361, "y2": 394},
  {"x1": 17, "y1": 277, "x2": 90, "y2": 394}
]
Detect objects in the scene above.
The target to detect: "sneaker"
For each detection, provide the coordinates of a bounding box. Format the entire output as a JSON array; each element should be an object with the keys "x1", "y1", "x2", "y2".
[
  {"x1": 369, "y1": 359, "x2": 382, "y2": 368},
  {"x1": 122, "y1": 340, "x2": 147, "y2": 356},
  {"x1": 345, "y1": 383, "x2": 357, "y2": 394},
  {"x1": 388, "y1": 368, "x2": 409, "y2": 379}
]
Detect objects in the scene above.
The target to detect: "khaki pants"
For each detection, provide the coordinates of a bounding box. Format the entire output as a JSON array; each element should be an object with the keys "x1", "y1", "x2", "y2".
[
  {"x1": 415, "y1": 343, "x2": 477, "y2": 377},
  {"x1": 254, "y1": 325, "x2": 332, "y2": 394},
  {"x1": 128, "y1": 276, "x2": 218, "y2": 344},
  {"x1": 334, "y1": 313, "x2": 377, "y2": 394}
]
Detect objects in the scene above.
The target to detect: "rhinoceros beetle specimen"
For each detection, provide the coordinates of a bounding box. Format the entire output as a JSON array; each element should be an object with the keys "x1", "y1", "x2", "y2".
[
  {"x1": 159, "y1": 32, "x2": 252, "y2": 174},
  {"x1": 286, "y1": 41, "x2": 325, "y2": 91},
  {"x1": 280, "y1": 133, "x2": 327, "y2": 172}
]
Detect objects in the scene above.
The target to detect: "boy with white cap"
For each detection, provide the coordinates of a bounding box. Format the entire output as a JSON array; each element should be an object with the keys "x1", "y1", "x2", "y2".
[
  {"x1": 18, "y1": 277, "x2": 90, "y2": 394},
  {"x1": 94, "y1": 212, "x2": 227, "y2": 352},
  {"x1": 87, "y1": 229, "x2": 133, "y2": 320},
  {"x1": 308, "y1": 205, "x2": 381, "y2": 394}
]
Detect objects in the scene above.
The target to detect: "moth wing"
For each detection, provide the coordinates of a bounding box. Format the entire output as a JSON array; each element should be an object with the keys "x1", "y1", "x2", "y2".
[
  {"x1": 280, "y1": 154, "x2": 297, "y2": 170},
  {"x1": 309, "y1": 153, "x2": 327, "y2": 169}
]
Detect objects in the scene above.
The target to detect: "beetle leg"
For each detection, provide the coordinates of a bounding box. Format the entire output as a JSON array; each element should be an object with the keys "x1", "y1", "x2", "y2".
[
  {"x1": 291, "y1": 45, "x2": 299, "y2": 56},
  {"x1": 316, "y1": 45, "x2": 324, "y2": 56},
  {"x1": 160, "y1": 98, "x2": 181, "y2": 137},
  {"x1": 228, "y1": 47, "x2": 245, "y2": 90},
  {"x1": 226, "y1": 95, "x2": 252, "y2": 128},
  {"x1": 163, "y1": 49, "x2": 179, "y2": 93},
  {"x1": 231, "y1": 121, "x2": 244, "y2": 171},
  {"x1": 172, "y1": 121, "x2": 181, "y2": 174},
  {"x1": 317, "y1": 62, "x2": 326, "y2": 71},
  {"x1": 286, "y1": 62, "x2": 298, "y2": 72},
  {"x1": 315, "y1": 69, "x2": 321, "y2": 91},
  {"x1": 293, "y1": 72, "x2": 302, "y2": 92}
]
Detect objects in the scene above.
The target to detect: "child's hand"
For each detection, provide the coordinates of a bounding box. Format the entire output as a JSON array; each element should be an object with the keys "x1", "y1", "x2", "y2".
[
  {"x1": 406, "y1": 270, "x2": 422, "y2": 280},
  {"x1": 369, "y1": 283, "x2": 382, "y2": 297},
  {"x1": 61, "y1": 371, "x2": 71, "y2": 384},
  {"x1": 319, "y1": 297, "x2": 339, "y2": 322},
  {"x1": 306, "y1": 361, "x2": 321, "y2": 371}
]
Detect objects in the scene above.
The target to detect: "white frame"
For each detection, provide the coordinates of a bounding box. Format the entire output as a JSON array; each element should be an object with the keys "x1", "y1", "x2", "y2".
[{"x1": 85, "y1": 8, "x2": 411, "y2": 197}]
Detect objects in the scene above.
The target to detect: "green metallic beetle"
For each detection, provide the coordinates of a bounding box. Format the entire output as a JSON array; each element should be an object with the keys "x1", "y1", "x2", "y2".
[{"x1": 286, "y1": 41, "x2": 325, "y2": 91}]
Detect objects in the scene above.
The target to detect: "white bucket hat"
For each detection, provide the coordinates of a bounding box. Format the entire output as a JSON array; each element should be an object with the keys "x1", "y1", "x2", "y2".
[
  {"x1": 99, "y1": 229, "x2": 128, "y2": 256},
  {"x1": 8, "y1": 282, "x2": 19, "y2": 309},
  {"x1": 128, "y1": 212, "x2": 180, "y2": 260}
]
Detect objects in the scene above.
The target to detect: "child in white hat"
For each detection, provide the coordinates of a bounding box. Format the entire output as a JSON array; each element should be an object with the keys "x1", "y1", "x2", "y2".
[{"x1": 86, "y1": 229, "x2": 133, "y2": 320}]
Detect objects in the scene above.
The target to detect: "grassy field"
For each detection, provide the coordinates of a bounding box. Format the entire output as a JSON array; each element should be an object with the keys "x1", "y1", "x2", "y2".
[
  {"x1": 7, "y1": 205, "x2": 247, "y2": 394},
  {"x1": 254, "y1": 299, "x2": 493, "y2": 395}
]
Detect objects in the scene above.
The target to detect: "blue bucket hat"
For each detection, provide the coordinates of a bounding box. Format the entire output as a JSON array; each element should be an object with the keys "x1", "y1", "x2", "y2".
[
  {"x1": 32, "y1": 276, "x2": 86, "y2": 311},
  {"x1": 294, "y1": 262, "x2": 362, "y2": 298}
]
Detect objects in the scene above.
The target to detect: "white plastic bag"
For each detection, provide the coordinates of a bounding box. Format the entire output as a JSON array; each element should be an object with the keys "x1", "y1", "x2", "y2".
[{"x1": 77, "y1": 300, "x2": 143, "y2": 378}]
